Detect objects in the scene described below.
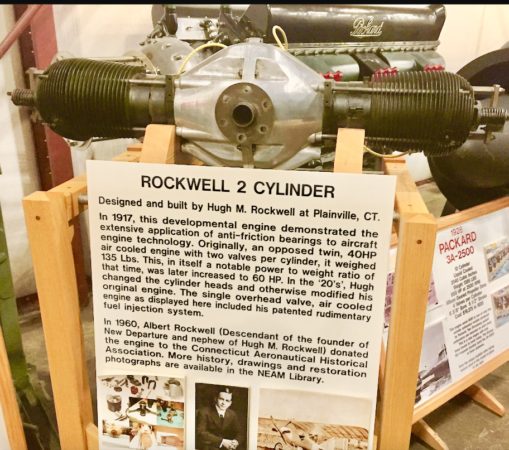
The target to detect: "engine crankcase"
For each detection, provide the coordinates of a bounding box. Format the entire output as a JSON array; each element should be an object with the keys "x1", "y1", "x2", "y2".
[{"x1": 174, "y1": 39, "x2": 324, "y2": 169}]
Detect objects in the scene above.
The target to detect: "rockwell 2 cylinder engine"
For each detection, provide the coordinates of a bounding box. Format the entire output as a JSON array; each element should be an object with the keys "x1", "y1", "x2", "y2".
[
  {"x1": 9, "y1": 4, "x2": 509, "y2": 208},
  {"x1": 10, "y1": 38, "x2": 507, "y2": 170}
]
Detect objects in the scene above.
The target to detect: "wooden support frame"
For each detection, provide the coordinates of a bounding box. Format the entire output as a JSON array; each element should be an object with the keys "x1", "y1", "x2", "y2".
[
  {"x1": 23, "y1": 190, "x2": 92, "y2": 450},
  {"x1": 377, "y1": 158, "x2": 437, "y2": 450},
  {"x1": 334, "y1": 131, "x2": 438, "y2": 450},
  {"x1": 21, "y1": 125, "x2": 185, "y2": 450},
  {"x1": 378, "y1": 174, "x2": 509, "y2": 450},
  {"x1": 401, "y1": 196, "x2": 509, "y2": 449},
  {"x1": 410, "y1": 196, "x2": 509, "y2": 429},
  {"x1": 34, "y1": 124, "x2": 509, "y2": 450}
]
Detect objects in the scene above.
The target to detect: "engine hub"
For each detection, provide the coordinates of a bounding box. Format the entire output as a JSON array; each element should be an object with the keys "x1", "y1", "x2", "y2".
[{"x1": 174, "y1": 38, "x2": 324, "y2": 169}]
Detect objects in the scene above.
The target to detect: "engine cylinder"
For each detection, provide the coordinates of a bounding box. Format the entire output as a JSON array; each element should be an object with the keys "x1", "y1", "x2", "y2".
[
  {"x1": 367, "y1": 71, "x2": 476, "y2": 155},
  {"x1": 34, "y1": 59, "x2": 167, "y2": 140},
  {"x1": 329, "y1": 71, "x2": 478, "y2": 155}
]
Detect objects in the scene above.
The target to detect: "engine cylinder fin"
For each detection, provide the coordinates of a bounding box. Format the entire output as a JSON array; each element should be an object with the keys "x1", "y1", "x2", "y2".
[
  {"x1": 36, "y1": 59, "x2": 146, "y2": 140},
  {"x1": 366, "y1": 71, "x2": 476, "y2": 155}
]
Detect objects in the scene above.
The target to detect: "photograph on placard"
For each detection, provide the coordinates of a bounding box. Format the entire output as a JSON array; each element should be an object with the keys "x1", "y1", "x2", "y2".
[
  {"x1": 195, "y1": 383, "x2": 249, "y2": 450},
  {"x1": 126, "y1": 421, "x2": 184, "y2": 450},
  {"x1": 484, "y1": 237, "x2": 509, "y2": 282},
  {"x1": 128, "y1": 397, "x2": 159, "y2": 426},
  {"x1": 162, "y1": 377, "x2": 185, "y2": 402},
  {"x1": 415, "y1": 321, "x2": 452, "y2": 405},
  {"x1": 102, "y1": 418, "x2": 131, "y2": 442},
  {"x1": 384, "y1": 272, "x2": 439, "y2": 328},
  {"x1": 490, "y1": 285, "x2": 509, "y2": 328},
  {"x1": 129, "y1": 422, "x2": 157, "y2": 449},
  {"x1": 257, "y1": 388, "x2": 370, "y2": 450},
  {"x1": 98, "y1": 375, "x2": 132, "y2": 446},
  {"x1": 155, "y1": 426, "x2": 184, "y2": 448},
  {"x1": 157, "y1": 400, "x2": 184, "y2": 428},
  {"x1": 98, "y1": 375, "x2": 186, "y2": 449}
]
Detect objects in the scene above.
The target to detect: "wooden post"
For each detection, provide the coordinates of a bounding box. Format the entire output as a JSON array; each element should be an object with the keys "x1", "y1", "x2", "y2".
[
  {"x1": 412, "y1": 419, "x2": 449, "y2": 450},
  {"x1": 139, "y1": 124, "x2": 202, "y2": 165},
  {"x1": 334, "y1": 128, "x2": 378, "y2": 449},
  {"x1": 334, "y1": 128, "x2": 365, "y2": 173},
  {"x1": 463, "y1": 383, "x2": 506, "y2": 417},
  {"x1": 139, "y1": 124, "x2": 178, "y2": 164},
  {"x1": 378, "y1": 159, "x2": 437, "y2": 450},
  {"x1": 86, "y1": 423, "x2": 99, "y2": 450},
  {"x1": 23, "y1": 191, "x2": 93, "y2": 450},
  {"x1": 0, "y1": 328, "x2": 27, "y2": 450}
]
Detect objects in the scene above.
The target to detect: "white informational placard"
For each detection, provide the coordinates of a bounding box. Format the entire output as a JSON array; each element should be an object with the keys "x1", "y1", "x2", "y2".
[
  {"x1": 385, "y1": 206, "x2": 509, "y2": 407},
  {"x1": 87, "y1": 160, "x2": 396, "y2": 450}
]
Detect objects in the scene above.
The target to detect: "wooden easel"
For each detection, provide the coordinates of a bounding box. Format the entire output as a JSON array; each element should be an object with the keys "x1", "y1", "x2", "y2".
[
  {"x1": 408, "y1": 196, "x2": 509, "y2": 450},
  {"x1": 23, "y1": 124, "x2": 440, "y2": 449},
  {"x1": 334, "y1": 130, "x2": 438, "y2": 450}
]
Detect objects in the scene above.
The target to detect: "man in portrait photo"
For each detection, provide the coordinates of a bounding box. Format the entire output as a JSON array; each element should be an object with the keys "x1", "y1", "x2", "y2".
[{"x1": 195, "y1": 384, "x2": 247, "y2": 450}]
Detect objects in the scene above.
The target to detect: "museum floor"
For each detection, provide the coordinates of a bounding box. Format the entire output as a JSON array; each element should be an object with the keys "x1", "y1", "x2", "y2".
[{"x1": 16, "y1": 179, "x2": 509, "y2": 450}]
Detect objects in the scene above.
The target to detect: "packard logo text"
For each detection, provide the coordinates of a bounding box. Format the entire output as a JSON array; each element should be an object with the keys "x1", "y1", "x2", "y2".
[{"x1": 350, "y1": 16, "x2": 384, "y2": 38}]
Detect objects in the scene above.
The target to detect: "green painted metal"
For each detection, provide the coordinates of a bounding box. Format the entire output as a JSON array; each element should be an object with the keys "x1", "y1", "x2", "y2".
[{"x1": 0, "y1": 204, "x2": 30, "y2": 391}]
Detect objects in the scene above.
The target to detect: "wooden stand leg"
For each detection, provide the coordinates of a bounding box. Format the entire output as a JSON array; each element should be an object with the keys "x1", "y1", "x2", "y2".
[
  {"x1": 378, "y1": 213, "x2": 437, "y2": 450},
  {"x1": 377, "y1": 158, "x2": 437, "y2": 450},
  {"x1": 23, "y1": 191, "x2": 93, "y2": 450},
  {"x1": 333, "y1": 128, "x2": 374, "y2": 449},
  {"x1": 0, "y1": 330, "x2": 27, "y2": 450},
  {"x1": 86, "y1": 423, "x2": 99, "y2": 450},
  {"x1": 463, "y1": 383, "x2": 506, "y2": 417},
  {"x1": 412, "y1": 420, "x2": 449, "y2": 450}
]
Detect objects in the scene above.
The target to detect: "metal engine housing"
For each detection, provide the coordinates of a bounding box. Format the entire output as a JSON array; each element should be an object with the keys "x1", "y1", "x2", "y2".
[{"x1": 174, "y1": 39, "x2": 324, "y2": 169}]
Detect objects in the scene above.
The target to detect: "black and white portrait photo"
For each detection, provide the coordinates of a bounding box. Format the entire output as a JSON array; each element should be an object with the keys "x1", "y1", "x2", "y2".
[{"x1": 195, "y1": 383, "x2": 249, "y2": 450}]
